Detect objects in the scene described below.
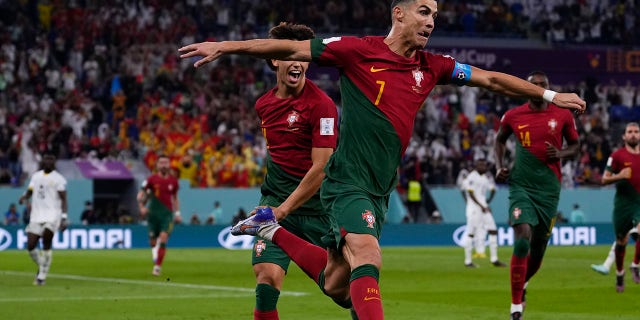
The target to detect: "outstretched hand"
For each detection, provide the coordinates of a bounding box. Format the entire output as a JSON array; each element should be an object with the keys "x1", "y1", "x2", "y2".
[
  {"x1": 495, "y1": 167, "x2": 510, "y2": 183},
  {"x1": 178, "y1": 42, "x2": 224, "y2": 68},
  {"x1": 552, "y1": 93, "x2": 586, "y2": 114}
]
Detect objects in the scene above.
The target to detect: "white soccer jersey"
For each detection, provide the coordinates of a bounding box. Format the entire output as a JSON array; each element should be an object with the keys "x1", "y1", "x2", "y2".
[
  {"x1": 27, "y1": 170, "x2": 67, "y2": 223},
  {"x1": 464, "y1": 170, "x2": 495, "y2": 210}
]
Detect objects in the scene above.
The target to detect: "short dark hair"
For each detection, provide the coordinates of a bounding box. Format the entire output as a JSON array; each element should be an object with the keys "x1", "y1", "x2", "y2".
[
  {"x1": 266, "y1": 22, "x2": 314, "y2": 70},
  {"x1": 526, "y1": 70, "x2": 548, "y2": 81},
  {"x1": 391, "y1": 0, "x2": 415, "y2": 8}
]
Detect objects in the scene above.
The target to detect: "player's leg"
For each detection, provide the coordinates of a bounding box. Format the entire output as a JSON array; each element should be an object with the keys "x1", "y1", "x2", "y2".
[
  {"x1": 154, "y1": 231, "x2": 170, "y2": 273},
  {"x1": 253, "y1": 261, "x2": 285, "y2": 320},
  {"x1": 613, "y1": 210, "x2": 631, "y2": 292},
  {"x1": 483, "y1": 213, "x2": 505, "y2": 266},
  {"x1": 525, "y1": 222, "x2": 551, "y2": 282},
  {"x1": 463, "y1": 211, "x2": 479, "y2": 267},
  {"x1": 25, "y1": 223, "x2": 44, "y2": 285},
  {"x1": 630, "y1": 218, "x2": 640, "y2": 283},
  {"x1": 510, "y1": 222, "x2": 532, "y2": 317},
  {"x1": 38, "y1": 226, "x2": 55, "y2": 283},
  {"x1": 592, "y1": 242, "x2": 616, "y2": 275},
  {"x1": 474, "y1": 225, "x2": 487, "y2": 258}
]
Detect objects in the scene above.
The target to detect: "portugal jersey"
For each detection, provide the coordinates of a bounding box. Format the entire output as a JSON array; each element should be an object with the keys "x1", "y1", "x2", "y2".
[
  {"x1": 311, "y1": 36, "x2": 457, "y2": 196},
  {"x1": 142, "y1": 174, "x2": 179, "y2": 216},
  {"x1": 27, "y1": 170, "x2": 67, "y2": 223},
  {"x1": 499, "y1": 103, "x2": 579, "y2": 196},
  {"x1": 606, "y1": 147, "x2": 640, "y2": 209},
  {"x1": 256, "y1": 80, "x2": 338, "y2": 214}
]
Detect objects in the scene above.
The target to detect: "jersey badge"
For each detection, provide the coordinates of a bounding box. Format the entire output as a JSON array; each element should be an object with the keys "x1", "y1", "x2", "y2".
[
  {"x1": 412, "y1": 69, "x2": 424, "y2": 93},
  {"x1": 548, "y1": 119, "x2": 557, "y2": 132},
  {"x1": 254, "y1": 240, "x2": 267, "y2": 257},
  {"x1": 362, "y1": 210, "x2": 376, "y2": 228},
  {"x1": 287, "y1": 111, "x2": 300, "y2": 128},
  {"x1": 320, "y1": 118, "x2": 335, "y2": 136},
  {"x1": 512, "y1": 207, "x2": 522, "y2": 220}
]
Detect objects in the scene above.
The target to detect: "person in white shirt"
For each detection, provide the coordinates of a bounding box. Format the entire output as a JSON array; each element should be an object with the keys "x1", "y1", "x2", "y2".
[
  {"x1": 18, "y1": 153, "x2": 68, "y2": 286},
  {"x1": 462, "y1": 158, "x2": 506, "y2": 267}
]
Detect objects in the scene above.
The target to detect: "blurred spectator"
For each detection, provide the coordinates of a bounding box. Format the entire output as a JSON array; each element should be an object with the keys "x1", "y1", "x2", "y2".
[
  {"x1": 190, "y1": 213, "x2": 201, "y2": 225},
  {"x1": 4, "y1": 203, "x2": 19, "y2": 225},
  {"x1": 570, "y1": 203, "x2": 586, "y2": 224},
  {"x1": 207, "y1": 201, "x2": 223, "y2": 225},
  {"x1": 80, "y1": 201, "x2": 96, "y2": 225},
  {"x1": 231, "y1": 207, "x2": 247, "y2": 226}
]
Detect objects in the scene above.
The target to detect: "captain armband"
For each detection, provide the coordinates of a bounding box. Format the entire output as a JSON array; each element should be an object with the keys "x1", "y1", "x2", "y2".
[{"x1": 450, "y1": 61, "x2": 472, "y2": 86}]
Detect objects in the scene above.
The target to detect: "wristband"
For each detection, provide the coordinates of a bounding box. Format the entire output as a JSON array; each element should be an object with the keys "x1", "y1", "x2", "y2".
[
  {"x1": 542, "y1": 89, "x2": 557, "y2": 103},
  {"x1": 174, "y1": 211, "x2": 181, "y2": 217},
  {"x1": 61, "y1": 213, "x2": 68, "y2": 220}
]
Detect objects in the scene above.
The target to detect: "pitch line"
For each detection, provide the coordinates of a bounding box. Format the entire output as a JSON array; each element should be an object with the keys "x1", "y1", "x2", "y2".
[
  {"x1": 0, "y1": 293, "x2": 252, "y2": 302},
  {"x1": 0, "y1": 270, "x2": 308, "y2": 297}
]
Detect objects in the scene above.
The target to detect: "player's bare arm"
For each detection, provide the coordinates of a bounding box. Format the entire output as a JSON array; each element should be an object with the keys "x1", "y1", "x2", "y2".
[
  {"x1": 172, "y1": 194, "x2": 182, "y2": 224},
  {"x1": 137, "y1": 190, "x2": 149, "y2": 217},
  {"x1": 545, "y1": 140, "x2": 579, "y2": 162},
  {"x1": 59, "y1": 190, "x2": 69, "y2": 231},
  {"x1": 494, "y1": 126, "x2": 512, "y2": 183},
  {"x1": 467, "y1": 67, "x2": 586, "y2": 113},
  {"x1": 19, "y1": 189, "x2": 33, "y2": 204},
  {"x1": 178, "y1": 39, "x2": 311, "y2": 68},
  {"x1": 272, "y1": 147, "x2": 333, "y2": 221},
  {"x1": 602, "y1": 167, "x2": 632, "y2": 185}
]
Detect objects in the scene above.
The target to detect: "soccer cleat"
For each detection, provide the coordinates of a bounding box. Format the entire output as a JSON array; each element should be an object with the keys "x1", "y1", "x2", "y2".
[
  {"x1": 33, "y1": 278, "x2": 45, "y2": 286},
  {"x1": 510, "y1": 312, "x2": 522, "y2": 320},
  {"x1": 230, "y1": 207, "x2": 277, "y2": 236},
  {"x1": 473, "y1": 253, "x2": 487, "y2": 259},
  {"x1": 591, "y1": 264, "x2": 609, "y2": 275},
  {"x1": 152, "y1": 265, "x2": 161, "y2": 276},
  {"x1": 465, "y1": 262, "x2": 478, "y2": 268},
  {"x1": 630, "y1": 265, "x2": 640, "y2": 284},
  {"x1": 492, "y1": 260, "x2": 507, "y2": 267},
  {"x1": 616, "y1": 275, "x2": 624, "y2": 293}
]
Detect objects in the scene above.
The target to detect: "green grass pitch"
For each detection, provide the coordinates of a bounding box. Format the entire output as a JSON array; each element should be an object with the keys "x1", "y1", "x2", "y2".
[{"x1": 1, "y1": 246, "x2": 638, "y2": 319}]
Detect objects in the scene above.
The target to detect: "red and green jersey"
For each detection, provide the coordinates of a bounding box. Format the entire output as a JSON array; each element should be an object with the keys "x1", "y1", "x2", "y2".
[
  {"x1": 256, "y1": 80, "x2": 338, "y2": 214},
  {"x1": 499, "y1": 103, "x2": 579, "y2": 194},
  {"x1": 606, "y1": 147, "x2": 640, "y2": 207},
  {"x1": 311, "y1": 36, "x2": 456, "y2": 196},
  {"x1": 142, "y1": 173, "x2": 179, "y2": 215}
]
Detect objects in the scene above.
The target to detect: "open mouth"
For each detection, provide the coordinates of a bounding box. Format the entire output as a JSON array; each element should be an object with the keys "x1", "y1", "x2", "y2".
[
  {"x1": 288, "y1": 70, "x2": 302, "y2": 82},
  {"x1": 419, "y1": 31, "x2": 430, "y2": 39}
]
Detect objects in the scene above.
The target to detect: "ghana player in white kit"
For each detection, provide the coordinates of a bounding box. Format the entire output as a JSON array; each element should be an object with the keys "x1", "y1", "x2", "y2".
[
  {"x1": 19, "y1": 153, "x2": 68, "y2": 285},
  {"x1": 463, "y1": 158, "x2": 506, "y2": 267}
]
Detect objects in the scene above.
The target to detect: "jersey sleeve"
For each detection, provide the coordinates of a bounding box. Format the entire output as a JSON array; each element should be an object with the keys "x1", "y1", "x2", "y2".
[
  {"x1": 498, "y1": 110, "x2": 514, "y2": 134},
  {"x1": 27, "y1": 173, "x2": 36, "y2": 191},
  {"x1": 56, "y1": 175, "x2": 67, "y2": 192},
  {"x1": 310, "y1": 96, "x2": 339, "y2": 149},
  {"x1": 606, "y1": 153, "x2": 619, "y2": 173},
  {"x1": 310, "y1": 37, "x2": 362, "y2": 68}
]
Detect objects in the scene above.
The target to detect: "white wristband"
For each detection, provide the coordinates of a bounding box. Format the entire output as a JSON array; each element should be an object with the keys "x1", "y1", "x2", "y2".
[
  {"x1": 174, "y1": 211, "x2": 181, "y2": 217},
  {"x1": 61, "y1": 213, "x2": 68, "y2": 220},
  {"x1": 542, "y1": 89, "x2": 557, "y2": 103}
]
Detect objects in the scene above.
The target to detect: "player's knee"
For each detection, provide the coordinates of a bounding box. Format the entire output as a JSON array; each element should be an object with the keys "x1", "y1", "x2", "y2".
[{"x1": 513, "y1": 238, "x2": 530, "y2": 257}]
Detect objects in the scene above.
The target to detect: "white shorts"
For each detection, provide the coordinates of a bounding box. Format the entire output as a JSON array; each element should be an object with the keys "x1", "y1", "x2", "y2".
[
  {"x1": 465, "y1": 207, "x2": 497, "y2": 235},
  {"x1": 25, "y1": 220, "x2": 60, "y2": 236}
]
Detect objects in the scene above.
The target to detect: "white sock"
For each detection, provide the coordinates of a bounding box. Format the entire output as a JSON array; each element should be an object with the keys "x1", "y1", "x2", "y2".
[
  {"x1": 603, "y1": 242, "x2": 616, "y2": 269},
  {"x1": 489, "y1": 234, "x2": 499, "y2": 262},
  {"x1": 40, "y1": 250, "x2": 52, "y2": 280},
  {"x1": 475, "y1": 230, "x2": 486, "y2": 255},
  {"x1": 464, "y1": 234, "x2": 474, "y2": 264},
  {"x1": 257, "y1": 224, "x2": 281, "y2": 241},
  {"x1": 152, "y1": 242, "x2": 160, "y2": 263},
  {"x1": 28, "y1": 249, "x2": 42, "y2": 266},
  {"x1": 510, "y1": 303, "x2": 523, "y2": 313}
]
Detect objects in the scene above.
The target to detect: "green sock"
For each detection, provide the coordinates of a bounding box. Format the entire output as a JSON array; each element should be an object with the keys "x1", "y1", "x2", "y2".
[{"x1": 255, "y1": 283, "x2": 280, "y2": 311}]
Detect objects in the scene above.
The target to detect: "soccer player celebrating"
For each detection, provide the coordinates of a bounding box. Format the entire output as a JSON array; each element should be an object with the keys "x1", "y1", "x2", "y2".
[
  {"x1": 495, "y1": 71, "x2": 580, "y2": 319},
  {"x1": 246, "y1": 22, "x2": 341, "y2": 319},
  {"x1": 19, "y1": 152, "x2": 68, "y2": 286},
  {"x1": 180, "y1": 1, "x2": 585, "y2": 318},
  {"x1": 600, "y1": 122, "x2": 640, "y2": 292},
  {"x1": 138, "y1": 155, "x2": 181, "y2": 276},
  {"x1": 462, "y1": 157, "x2": 505, "y2": 268}
]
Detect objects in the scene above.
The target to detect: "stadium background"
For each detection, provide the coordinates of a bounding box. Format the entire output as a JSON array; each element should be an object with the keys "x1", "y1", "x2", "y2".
[{"x1": 0, "y1": 0, "x2": 638, "y2": 248}]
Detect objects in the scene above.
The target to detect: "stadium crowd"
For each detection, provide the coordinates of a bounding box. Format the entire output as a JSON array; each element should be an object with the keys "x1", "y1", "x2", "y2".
[{"x1": 0, "y1": 0, "x2": 638, "y2": 194}]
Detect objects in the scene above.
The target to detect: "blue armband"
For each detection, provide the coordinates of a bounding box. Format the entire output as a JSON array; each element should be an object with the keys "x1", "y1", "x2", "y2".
[{"x1": 450, "y1": 61, "x2": 472, "y2": 86}]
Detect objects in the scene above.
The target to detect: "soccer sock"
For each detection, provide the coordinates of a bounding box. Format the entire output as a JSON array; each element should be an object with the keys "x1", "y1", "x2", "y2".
[
  {"x1": 489, "y1": 234, "x2": 498, "y2": 262},
  {"x1": 615, "y1": 244, "x2": 626, "y2": 272},
  {"x1": 510, "y1": 238, "x2": 530, "y2": 304},
  {"x1": 604, "y1": 242, "x2": 616, "y2": 269},
  {"x1": 350, "y1": 264, "x2": 383, "y2": 320},
  {"x1": 464, "y1": 234, "x2": 473, "y2": 264},
  {"x1": 634, "y1": 240, "x2": 640, "y2": 265},
  {"x1": 156, "y1": 243, "x2": 167, "y2": 266},
  {"x1": 28, "y1": 249, "x2": 42, "y2": 266},
  {"x1": 152, "y1": 242, "x2": 160, "y2": 263},
  {"x1": 475, "y1": 229, "x2": 487, "y2": 255},
  {"x1": 271, "y1": 228, "x2": 327, "y2": 283},
  {"x1": 41, "y1": 250, "x2": 52, "y2": 280},
  {"x1": 254, "y1": 283, "x2": 280, "y2": 319}
]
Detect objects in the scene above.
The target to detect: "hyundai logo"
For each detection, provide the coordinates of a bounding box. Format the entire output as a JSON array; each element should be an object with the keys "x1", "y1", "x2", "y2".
[
  {"x1": 0, "y1": 228, "x2": 12, "y2": 251},
  {"x1": 217, "y1": 226, "x2": 254, "y2": 250}
]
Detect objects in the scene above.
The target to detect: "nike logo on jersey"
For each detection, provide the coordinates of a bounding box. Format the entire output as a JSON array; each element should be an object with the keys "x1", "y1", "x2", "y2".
[
  {"x1": 370, "y1": 66, "x2": 388, "y2": 73},
  {"x1": 363, "y1": 296, "x2": 381, "y2": 301},
  {"x1": 624, "y1": 162, "x2": 632, "y2": 166},
  {"x1": 517, "y1": 124, "x2": 529, "y2": 129}
]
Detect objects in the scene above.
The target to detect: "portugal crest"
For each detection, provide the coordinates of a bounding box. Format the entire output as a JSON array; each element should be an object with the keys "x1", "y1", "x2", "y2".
[
  {"x1": 548, "y1": 118, "x2": 557, "y2": 131},
  {"x1": 513, "y1": 207, "x2": 522, "y2": 219},
  {"x1": 287, "y1": 111, "x2": 300, "y2": 127},
  {"x1": 362, "y1": 210, "x2": 376, "y2": 229},
  {"x1": 254, "y1": 240, "x2": 267, "y2": 257}
]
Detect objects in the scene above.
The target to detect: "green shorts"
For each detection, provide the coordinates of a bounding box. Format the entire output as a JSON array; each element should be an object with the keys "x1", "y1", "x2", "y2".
[
  {"x1": 508, "y1": 186, "x2": 558, "y2": 239},
  {"x1": 147, "y1": 212, "x2": 174, "y2": 238},
  {"x1": 320, "y1": 179, "x2": 388, "y2": 250},
  {"x1": 613, "y1": 203, "x2": 640, "y2": 239}
]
